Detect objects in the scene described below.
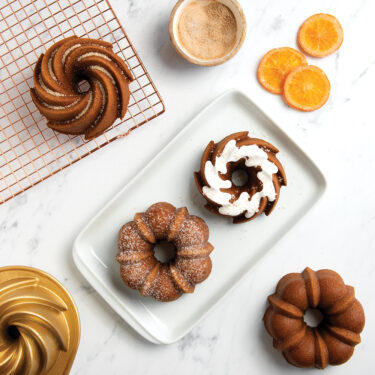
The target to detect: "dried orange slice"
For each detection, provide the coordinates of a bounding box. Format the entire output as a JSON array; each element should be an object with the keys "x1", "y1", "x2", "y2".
[
  {"x1": 257, "y1": 47, "x2": 307, "y2": 94},
  {"x1": 298, "y1": 14, "x2": 343, "y2": 57},
  {"x1": 283, "y1": 65, "x2": 330, "y2": 111}
]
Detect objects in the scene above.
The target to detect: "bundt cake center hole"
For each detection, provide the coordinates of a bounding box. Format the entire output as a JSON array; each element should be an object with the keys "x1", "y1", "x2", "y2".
[
  {"x1": 7, "y1": 325, "x2": 20, "y2": 340},
  {"x1": 231, "y1": 169, "x2": 249, "y2": 187},
  {"x1": 228, "y1": 160, "x2": 262, "y2": 190},
  {"x1": 76, "y1": 78, "x2": 90, "y2": 94},
  {"x1": 154, "y1": 241, "x2": 176, "y2": 263},
  {"x1": 304, "y1": 308, "x2": 323, "y2": 327}
]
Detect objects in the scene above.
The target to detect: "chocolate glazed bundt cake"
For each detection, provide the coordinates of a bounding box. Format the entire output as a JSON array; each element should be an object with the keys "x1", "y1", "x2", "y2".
[
  {"x1": 116, "y1": 202, "x2": 214, "y2": 302},
  {"x1": 194, "y1": 131, "x2": 287, "y2": 223},
  {"x1": 30, "y1": 36, "x2": 134, "y2": 139},
  {"x1": 264, "y1": 267, "x2": 365, "y2": 369}
]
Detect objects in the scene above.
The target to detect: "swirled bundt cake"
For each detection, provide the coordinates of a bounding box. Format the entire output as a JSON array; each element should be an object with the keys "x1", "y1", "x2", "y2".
[
  {"x1": 0, "y1": 266, "x2": 80, "y2": 375},
  {"x1": 263, "y1": 267, "x2": 365, "y2": 369},
  {"x1": 116, "y1": 202, "x2": 214, "y2": 302},
  {"x1": 30, "y1": 36, "x2": 134, "y2": 140},
  {"x1": 194, "y1": 131, "x2": 287, "y2": 223}
]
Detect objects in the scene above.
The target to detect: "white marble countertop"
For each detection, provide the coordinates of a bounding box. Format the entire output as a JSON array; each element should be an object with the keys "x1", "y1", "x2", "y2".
[{"x1": 1, "y1": 0, "x2": 375, "y2": 374}]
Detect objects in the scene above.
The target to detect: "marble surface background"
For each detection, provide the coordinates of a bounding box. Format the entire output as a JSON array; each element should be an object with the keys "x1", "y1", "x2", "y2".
[{"x1": 1, "y1": 0, "x2": 374, "y2": 374}]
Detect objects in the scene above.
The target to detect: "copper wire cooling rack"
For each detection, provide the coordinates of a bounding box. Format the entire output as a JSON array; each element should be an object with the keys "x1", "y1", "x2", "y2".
[{"x1": 0, "y1": 0, "x2": 165, "y2": 204}]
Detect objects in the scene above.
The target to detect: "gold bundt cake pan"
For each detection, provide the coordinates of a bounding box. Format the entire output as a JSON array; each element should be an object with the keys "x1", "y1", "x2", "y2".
[{"x1": 0, "y1": 266, "x2": 80, "y2": 375}]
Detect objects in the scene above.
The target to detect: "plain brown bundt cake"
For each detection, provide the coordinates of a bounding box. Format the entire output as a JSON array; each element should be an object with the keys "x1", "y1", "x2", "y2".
[
  {"x1": 116, "y1": 202, "x2": 214, "y2": 302},
  {"x1": 263, "y1": 267, "x2": 365, "y2": 369},
  {"x1": 194, "y1": 131, "x2": 286, "y2": 223},
  {"x1": 30, "y1": 36, "x2": 133, "y2": 140}
]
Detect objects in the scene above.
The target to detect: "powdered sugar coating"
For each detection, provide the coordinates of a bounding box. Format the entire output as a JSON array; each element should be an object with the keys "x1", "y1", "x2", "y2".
[
  {"x1": 120, "y1": 257, "x2": 156, "y2": 290},
  {"x1": 174, "y1": 216, "x2": 209, "y2": 248},
  {"x1": 144, "y1": 202, "x2": 175, "y2": 240},
  {"x1": 116, "y1": 202, "x2": 214, "y2": 302},
  {"x1": 174, "y1": 257, "x2": 212, "y2": 285},
  {"x1": 118, "y1": 222, "x2": 152, "y2": 252}
]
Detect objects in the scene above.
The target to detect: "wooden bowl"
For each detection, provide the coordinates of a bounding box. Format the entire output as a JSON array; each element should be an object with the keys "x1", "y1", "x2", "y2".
[{"x1": 169, "y1": 0, "x2": 247, "y2": 66}]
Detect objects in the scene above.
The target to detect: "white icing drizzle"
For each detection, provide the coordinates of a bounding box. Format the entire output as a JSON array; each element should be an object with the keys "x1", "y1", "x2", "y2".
[
  {"x1": 77, "y1": 52, "x2": 111, "y2": 62},
  {"x1": 77, "y1": 51, "x2": 126, "y2": 79},
  {"x1": 74, "y1": 91, "x2": 93, "y2": 120},
  {"x1": 90, "y1": 65, "x2": 121, "y2": 114},
  {"x1": 62, "y1": 43, "x2": 81, "y2": 65},
  {"x1": 50, "y1": 92, "x2": 93, "y2": 124},
  {"x1": 42, "y1": 99, "x2": 79, "y2": 110},
  {"x1": 90, "y1": 65, "x2": 116, "y2": 85},
  {"x1": 38, "y1": 75, "x2": 65, "y2": 97},
  {"x1": 88, "y1": 80, "x2": 105, "y2": 128},
  {"x1": 202, "y1": 140, "x2": 278, "y2": 219},
  {"x1": 48, "y1": 49, "x2": 58, "y2": 81},
  {"x1": 97, "y1": 81, "x2": 106, "y2": 115},
  {"x1": 35, "y1": 41, "x2": 124, "y2": 127}
]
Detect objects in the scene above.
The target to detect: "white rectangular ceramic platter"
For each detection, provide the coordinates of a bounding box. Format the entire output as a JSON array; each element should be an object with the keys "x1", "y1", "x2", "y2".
[{"x1": 73, "y1": 90, "x2": 327, "y2": 344}]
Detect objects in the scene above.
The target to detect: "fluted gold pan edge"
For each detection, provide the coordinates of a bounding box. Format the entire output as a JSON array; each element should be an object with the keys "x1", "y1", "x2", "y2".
[{"x1": 0, "y1": 266, "x2": 80, "y2": 375}]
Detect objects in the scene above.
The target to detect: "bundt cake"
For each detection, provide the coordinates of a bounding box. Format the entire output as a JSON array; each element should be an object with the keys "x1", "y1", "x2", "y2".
[
  {"x1": 116, "y1": 202, "x2": 214, "y2": 302},
  {"x1": 194, "y1": 131, "x2": 287, "y2": 223},
  {"x1": 30, "y1": 36, "x2": 134, "y2": 140},
  {"x1": 263, "y1": 267, "x2": 365, "y2": 369}
]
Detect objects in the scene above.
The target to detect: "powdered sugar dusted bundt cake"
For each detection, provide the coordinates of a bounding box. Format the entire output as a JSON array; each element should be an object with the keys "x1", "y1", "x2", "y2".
[
  {"x1": 264, "y1": 267, "x2": 365, "y2": 368},
  {"x1": 30, "y1": 36, "x2": 133, "y2": 140},
  {"x1": 116, "y1": 202, "x2": 214, "y2": 302},
  {"x1": 194, "y1": 131, "x2": 287, "y2": 223}
]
